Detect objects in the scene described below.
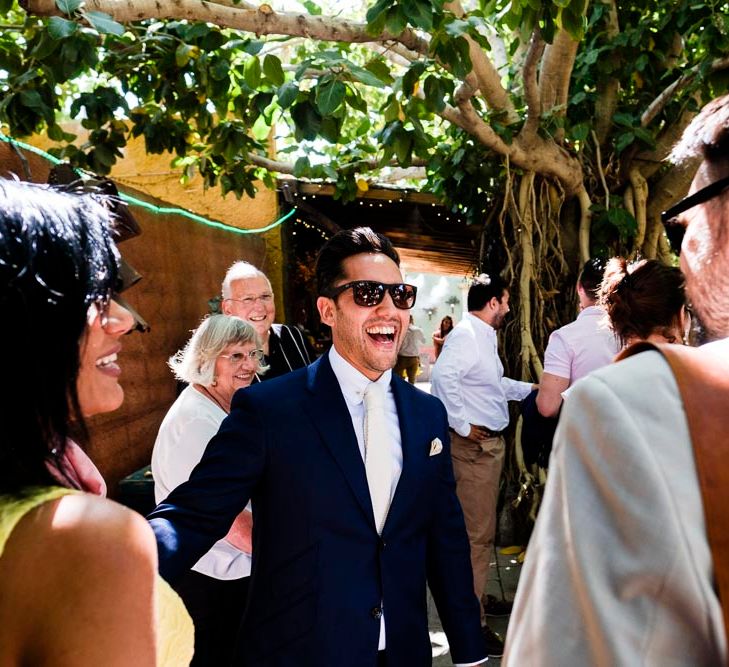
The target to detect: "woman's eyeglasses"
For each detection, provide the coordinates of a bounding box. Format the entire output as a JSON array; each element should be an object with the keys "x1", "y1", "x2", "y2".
[
  {"x1": 220, "y1": 350, "x2": 265, "y2": 364},
  {"x1": 322, "y1": 281, "x2": 418, "y2": 309}
]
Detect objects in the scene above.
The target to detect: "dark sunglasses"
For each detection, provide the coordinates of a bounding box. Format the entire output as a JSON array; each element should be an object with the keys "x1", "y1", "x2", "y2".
[
  {"x1": 322, "y1": 280, "x2": 418, "y2": 309},
  {"x1": 661, "y1": 175, "x2": 729, "y2": 255}
]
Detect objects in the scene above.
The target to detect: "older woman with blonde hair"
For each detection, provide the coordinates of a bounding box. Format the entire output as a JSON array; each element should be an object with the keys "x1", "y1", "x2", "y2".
[{"x1": 152, "y1": 314, "x2": 266, "y2": 666}]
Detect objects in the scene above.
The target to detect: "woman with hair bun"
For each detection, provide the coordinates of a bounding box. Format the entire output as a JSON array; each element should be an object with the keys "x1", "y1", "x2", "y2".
[{"x1": 599, "y1": 257, "x2": 689, "y2": 348}]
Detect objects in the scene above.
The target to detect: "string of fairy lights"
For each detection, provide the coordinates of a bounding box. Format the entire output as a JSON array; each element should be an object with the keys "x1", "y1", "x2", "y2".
[{"x1": 287, "y1": 188, "x2": 465, "y2": 245}]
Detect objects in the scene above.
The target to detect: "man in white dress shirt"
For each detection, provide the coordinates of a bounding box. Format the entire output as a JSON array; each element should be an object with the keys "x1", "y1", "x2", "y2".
[
  {"x1": 504, "y1": 94, "x2": 729, "y2": 666},
  {"x1": 431, "y1": 274, "x2": 534, "y2": 658},
  {"x1": 536, "y1": 258, "x2": 619, "y2": 418}
]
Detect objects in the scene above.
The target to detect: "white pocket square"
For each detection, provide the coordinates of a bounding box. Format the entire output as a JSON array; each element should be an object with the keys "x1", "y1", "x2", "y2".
[{"x1": 429, "y1": 438, "x2": 443, "y2": 456}]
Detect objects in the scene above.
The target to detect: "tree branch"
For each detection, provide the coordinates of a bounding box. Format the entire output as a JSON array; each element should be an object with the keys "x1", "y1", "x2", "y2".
[
  {"x1": 576, "y1": 185, "x2": 591, "y2": 263},
  {"x1": 22, "y1": 0, "x2": 430, "y2": 54},
  {"x1": 628, "y1": 168, "x2": 648, "y2": 256},
  {"x1": 641, "y1": 55, "x2": 729, "y2": 127},
  {"x1": 539, "y1": 30, "x2": 580, "y2": 142},
  {"x1": 521, "y1": 27, "x2": 545, "y2": 139},
  {"x1": 444, "y1": 0, "x2": 518, "y2": 123},
  {"x1": 593, "y1": 0, "x2": 620, "y2": 145}
]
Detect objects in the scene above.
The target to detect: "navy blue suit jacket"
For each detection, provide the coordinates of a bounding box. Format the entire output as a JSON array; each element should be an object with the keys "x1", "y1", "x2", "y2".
[{"x1": 149, "y1": 353, "x2": 484, "y2": 666}]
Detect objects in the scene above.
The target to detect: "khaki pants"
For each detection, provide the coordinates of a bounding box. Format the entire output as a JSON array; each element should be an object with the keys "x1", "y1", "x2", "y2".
[
  {"x1": 450, "y1": 431, "x2": 505, "y2": 621},
  {"x1": 395, "y1": 355, "x2": 419, "y2": 384}
]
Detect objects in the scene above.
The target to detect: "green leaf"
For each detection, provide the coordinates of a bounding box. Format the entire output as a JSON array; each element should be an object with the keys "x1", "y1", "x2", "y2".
[
  {"x1": 277, "y1": 81, "x2": 299, "y2": 109},
  {"x1": 366, "y1": 0, "x2": 391, "y2": 25},
  {"x1": 394, "y1": 131, "x2": 413, "y2": 165},
  {"x1": 291, "y1": 101, "x2": 322, "y2": 140},
  {"x1": 559, "y1": 7, "x2": 584, "y2": 40},
  {"x1": 303, "y1": 0, "x2": 322, "y2": 14},
  {"x1": 612, "y1": 112, "x2": 634, "y2": 128},
  {"x1": 615, "y1": 131, "x2": 635, "y2": 154},
  {"x1": 55, "y1": 0, "x2": 82, "y2": 14},
  {"x1": 349, "y1": 65, "x2": 386, "y2": 88},
  {"x1": 570, "y1": 121, "x2": 590, "y2": 143},
  {"x1": 0, "y1": 0, "x2": 13, "y2": 11},
  {"x1": 83, "y1": 10, "x2": 125, "y2": 36},
  {"x1": 244, "y1": 56, "x2": 262, "y2": 88},
  {"x1": 424, "y1": 75, "x2": 446, "y2": 112},
  {"x1": 175, "y1": 44, "x2": 195, "y2": 68},
  {"x1": 315, "y1": 79, "x2": 346, "y2": 115},
  {"x1": 263, "y1": 54, "x2": 285, "y2": 87},
  {"x1": 364, "y1": 59, "x2": 394, "y2": 85},
  {"x1": 345, "y1": 89, "x2": 368, "y2": 113},
  {"x1": 385, "y1": 7, "x2": 408, "y2": 35},
  {"x1": 320, "y1": 116, "x2": 341, "y2": 143},
  {"x1": 47, "y1": 16, "x2": 78, "y2": 40},
  {"x1": 401, "y1": 0, "x2": 433, "y2": 31},
  {"x1": 19, "y1": 90, "x2": 45, "y2": 110},
  {"x1": 293, "y1": 156, "x2": 310, "y2": 177},
  {"x1": 444, "y1": 18, "x2": 469, "y2": 37}
]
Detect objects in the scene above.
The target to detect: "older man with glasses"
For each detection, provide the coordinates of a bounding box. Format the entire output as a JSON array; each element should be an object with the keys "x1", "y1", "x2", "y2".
[
  {"x1": 150, "y1": 227, "x2": 486, "y2": 667},
  {"x1": 221, "y1": 261, "x2": 312, "y2": 381},
  {"x1": 504, "y1": 94, "x2": 729, "y2": 666}
]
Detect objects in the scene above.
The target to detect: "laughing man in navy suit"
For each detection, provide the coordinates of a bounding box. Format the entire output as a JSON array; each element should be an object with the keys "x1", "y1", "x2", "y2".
[{"x1": 149, "y1": 228, "x2": 485, "y2": 666}]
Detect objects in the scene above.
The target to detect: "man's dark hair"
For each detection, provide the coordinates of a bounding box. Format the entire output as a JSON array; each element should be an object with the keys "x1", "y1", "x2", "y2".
[
  {"x1": 0, "y1": 179, "x2": 120, "y2": 493},
  {"x1": 578, "y1": 258, "x2": 605, "y2": 301},
  {"x1": 316, "y1": 227, "x2": 400, "y2": 295},
  {"x1": 467, "y1": 273, "x2": 509, "y2": 311}
]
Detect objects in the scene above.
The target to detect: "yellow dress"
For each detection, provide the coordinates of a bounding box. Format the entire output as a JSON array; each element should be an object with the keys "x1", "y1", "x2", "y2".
[{"x1": 0, "y1": 486, "x2": 194, "y2": 666}]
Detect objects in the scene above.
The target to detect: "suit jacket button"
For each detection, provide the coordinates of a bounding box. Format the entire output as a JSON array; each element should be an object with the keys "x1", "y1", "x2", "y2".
[{"x1": 371, "y1": 606, "x2": 383, "y2": 620}]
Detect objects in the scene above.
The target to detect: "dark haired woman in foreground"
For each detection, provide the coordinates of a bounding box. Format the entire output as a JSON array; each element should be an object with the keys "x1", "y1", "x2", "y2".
[{"x1": 0, "y1": 179, "x2": 192, "y2": 666}]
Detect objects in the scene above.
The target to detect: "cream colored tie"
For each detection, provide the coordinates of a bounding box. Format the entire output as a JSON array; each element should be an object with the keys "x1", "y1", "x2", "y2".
[{"x1": 364, "y1": 382, "x2": 393, "y2": 535}]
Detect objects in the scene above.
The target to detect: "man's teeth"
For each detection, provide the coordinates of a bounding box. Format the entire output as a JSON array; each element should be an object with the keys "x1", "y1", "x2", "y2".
[
  {"x1": 96, "y1": 353, "x2": 117, "y2": 367},
  {"x1": 249, "y1": 315, "x2": 266, "y2": 321},
  {"x1": 366, "y1": 326, "x2": 395, "y2": 335}
]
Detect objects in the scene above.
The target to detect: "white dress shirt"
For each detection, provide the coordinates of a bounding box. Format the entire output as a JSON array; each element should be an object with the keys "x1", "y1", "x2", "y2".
[
  {"x1": 399, "y1": 324, "x2": 426, "y2": 356},
  {"x1": 543, "y1": 305, "x2": 619, "y2": 384},
  {"x1": 329, "y1": 346, "x2": 401, "y2": 651},
  {"x1": 328, "y1": 346, "x2": 486, "y2": 666},
  {"x1": 152, "y1": 385, "x2": 252, "y2": 580},
  {"x1": 431, "y1": 313, "x2": 532, "y2": 436}
]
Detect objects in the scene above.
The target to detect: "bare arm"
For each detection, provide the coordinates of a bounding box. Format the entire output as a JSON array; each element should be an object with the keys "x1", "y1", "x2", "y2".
[
  {"x1": 536, "y1": 372, "x2": 570, "y2": 417},
  {"x1": 5, "y1": 494, "x2": 160, "y2": 666}
]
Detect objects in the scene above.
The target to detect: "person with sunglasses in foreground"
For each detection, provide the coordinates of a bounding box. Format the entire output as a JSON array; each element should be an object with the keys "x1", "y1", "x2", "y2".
[
  {"x1": 149, "y1": 227, "x2": 486, "y2": 666},
  {"x1": 504, "y1": 95, "x2": 729, "y2": 666}
]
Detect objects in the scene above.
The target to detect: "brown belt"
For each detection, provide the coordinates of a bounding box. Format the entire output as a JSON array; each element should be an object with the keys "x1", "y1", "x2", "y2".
[{"x1": 449, "y1": 426, "x2": 505, "y2": 438}]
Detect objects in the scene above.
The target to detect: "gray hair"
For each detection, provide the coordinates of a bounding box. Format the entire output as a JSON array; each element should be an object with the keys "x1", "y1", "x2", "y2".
[
  {"x1": 221, "y1": 261, "x2": 272, "y2": 299},
  {"x1": 168, "y1": 314, "x2": 267, "y2": 385}
]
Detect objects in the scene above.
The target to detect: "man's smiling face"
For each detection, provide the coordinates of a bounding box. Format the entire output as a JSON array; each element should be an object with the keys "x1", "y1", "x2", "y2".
[
  {"x1": 317, "y1": 253, "x2": 409, "y2": 381},
  {"x1": 223, "y1": 275, "x2": 275, "y2": 338}
]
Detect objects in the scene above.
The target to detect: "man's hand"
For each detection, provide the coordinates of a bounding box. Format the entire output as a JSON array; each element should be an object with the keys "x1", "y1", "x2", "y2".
[{"x1": 467, "y1": 424, "x2": 491, "y2": 442}]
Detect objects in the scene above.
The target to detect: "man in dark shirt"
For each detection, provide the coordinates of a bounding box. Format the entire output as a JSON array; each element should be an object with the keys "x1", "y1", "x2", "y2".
[{"x1": 221, "y1": 261, "x2": 311, "y2": 380}]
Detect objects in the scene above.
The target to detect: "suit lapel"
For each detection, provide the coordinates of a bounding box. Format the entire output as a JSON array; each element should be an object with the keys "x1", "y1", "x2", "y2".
[{"x1": 303, "y1": 354, "x2": 375, "y2": 528}]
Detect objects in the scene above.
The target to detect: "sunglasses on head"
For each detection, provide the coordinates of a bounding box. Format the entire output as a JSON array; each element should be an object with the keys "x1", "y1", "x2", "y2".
[
  {"x1": 661, "y1": 174, "x2": 729, "y2": 255},
  {"x1": 322, "y1": 280, "x2": 418, "y2": 309}
]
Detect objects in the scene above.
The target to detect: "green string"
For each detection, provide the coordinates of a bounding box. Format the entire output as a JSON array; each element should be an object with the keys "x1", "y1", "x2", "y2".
[{"x1": 0, "y1": 132, "x2": 295, "y2": 235}]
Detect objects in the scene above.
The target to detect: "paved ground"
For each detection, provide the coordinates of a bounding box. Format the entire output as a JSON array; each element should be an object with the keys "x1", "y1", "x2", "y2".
[{"x1": 429, "y1": 547, "x2": 521, "y2": 666}]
